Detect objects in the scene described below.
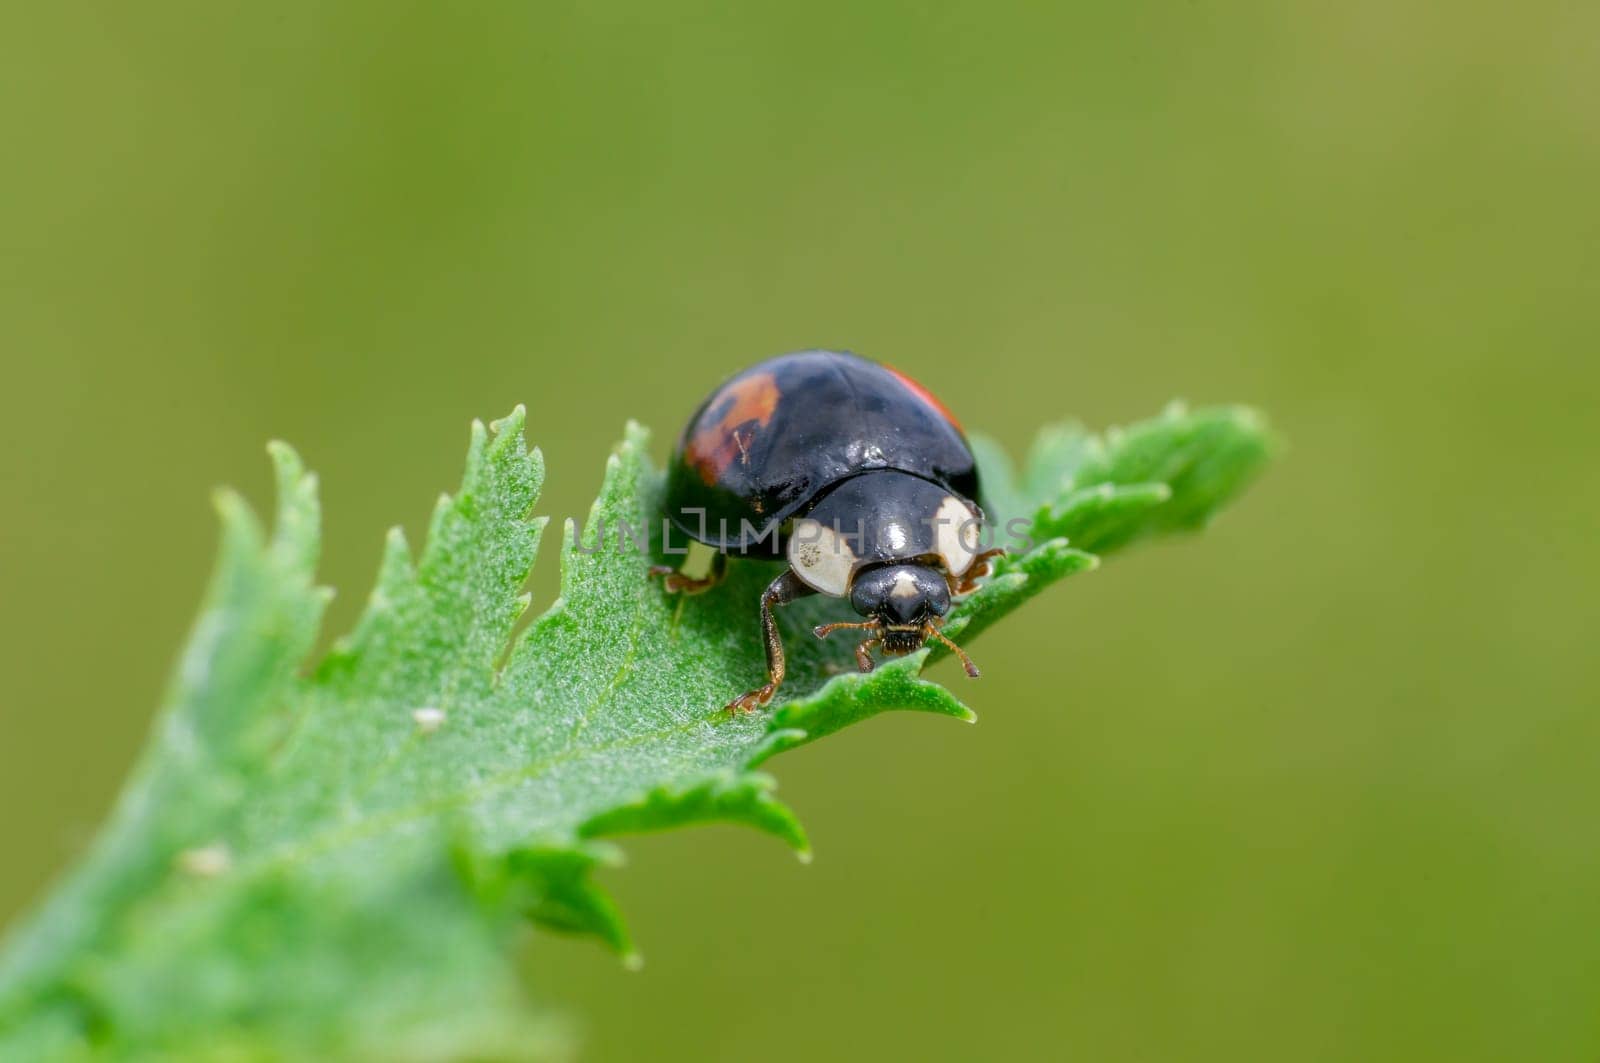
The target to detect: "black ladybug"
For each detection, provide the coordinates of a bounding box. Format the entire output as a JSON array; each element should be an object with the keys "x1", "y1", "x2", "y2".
[{"x1": 655, "y1": 350, "x2": 1003, "y2": 713}]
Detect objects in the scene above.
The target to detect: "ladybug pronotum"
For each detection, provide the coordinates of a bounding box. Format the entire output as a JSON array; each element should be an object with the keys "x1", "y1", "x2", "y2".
[{"x1": 655, "y1": 350, "x2": 1002, "y2": 713}]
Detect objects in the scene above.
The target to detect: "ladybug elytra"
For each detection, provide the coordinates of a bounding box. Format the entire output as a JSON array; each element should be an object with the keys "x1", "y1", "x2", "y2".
[{"x1": 655, "y1": 350, "x2": 1001, "y2": 713}]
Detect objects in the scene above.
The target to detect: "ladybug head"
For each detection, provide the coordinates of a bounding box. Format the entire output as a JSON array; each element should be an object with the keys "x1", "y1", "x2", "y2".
[
  {"x1": 811, "y1": 563, "x2": 980, "y2": 678},
  {"x1": 849, "y1": 564, "x2": 949, "y2": 651}
]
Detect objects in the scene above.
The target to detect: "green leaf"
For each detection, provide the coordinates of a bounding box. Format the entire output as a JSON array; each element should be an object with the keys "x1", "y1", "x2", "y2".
[{"x1": 0, "y1": 403, "x2": 1273, "y2": 1059}]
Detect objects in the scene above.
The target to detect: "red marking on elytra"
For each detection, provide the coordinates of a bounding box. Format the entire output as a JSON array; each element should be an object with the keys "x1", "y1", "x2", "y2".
[
  {"x1": 884, "y1": 364, "x2": 963, "y2": 432},
  {"x1": 686, "y1": 371, "x2": 781, "y2": 484}
]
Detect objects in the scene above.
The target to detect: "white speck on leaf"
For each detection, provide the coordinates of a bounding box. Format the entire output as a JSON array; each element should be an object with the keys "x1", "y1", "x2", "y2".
[{"x1": 177, "y1": 843, "x2": 232, "y2": 877}]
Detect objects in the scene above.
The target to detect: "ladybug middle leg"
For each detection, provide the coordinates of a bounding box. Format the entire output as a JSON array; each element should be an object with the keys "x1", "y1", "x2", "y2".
[
  {"x1": 727, "y1": 569, "x2": 815, "y2": 714},
  {"x1": 649, "y1": 544, "x2": 728, "y2": 596}
]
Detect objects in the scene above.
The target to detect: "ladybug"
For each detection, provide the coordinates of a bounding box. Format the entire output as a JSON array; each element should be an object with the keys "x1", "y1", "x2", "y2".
[{"x1": 654, "y1": 350, "x2": 1003, "y2": 713}]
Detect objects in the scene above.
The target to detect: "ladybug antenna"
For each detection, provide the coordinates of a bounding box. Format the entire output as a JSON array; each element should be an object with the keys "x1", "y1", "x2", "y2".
[{"x1": 925, "y1": 623, "x2": 980, "y2": 678}]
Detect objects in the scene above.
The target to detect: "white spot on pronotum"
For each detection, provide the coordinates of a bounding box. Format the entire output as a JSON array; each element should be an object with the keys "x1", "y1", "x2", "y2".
[
  {"x1": 178, "y1": 843, "x2": 232, "y2": 877},
  {"x1": 880, "y1": 521, "x2": 909, "y2": 552},
  {"x1": 412, "y1": 707, "x2": 447, "y2": 734},
  {"x1": 934, "y1": 495, "x2": 980, "y2": 575},
  {"x1": 788, "y1": 518, "x2": 857, "y2": 596}
]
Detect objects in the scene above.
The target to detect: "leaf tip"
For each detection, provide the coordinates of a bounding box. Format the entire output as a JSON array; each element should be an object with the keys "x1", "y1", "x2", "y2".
[
  {"x1": 579, "y1": 773, "x2": 811, "y2": 858},
  {"x1": 210, "y1": 485, "x2": 251, "y2": 523},
  {"x1": 264, "y1": 439, "x2": 304, "y2": 477},
  {"x1": 621, "y1": 418, "x2": 650, "y2": 448},
  {"x1": 757, "y1": 655, "x2": 974, "y2": 759},
  {"x1": 490, "y1": 404, "x2": 527, "y2": 435}
]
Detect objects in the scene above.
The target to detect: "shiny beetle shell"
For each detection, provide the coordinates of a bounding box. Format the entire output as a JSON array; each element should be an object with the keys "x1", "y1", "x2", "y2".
[{"x1": 663, "y1": 350, "x2": 980, "y2": 554}]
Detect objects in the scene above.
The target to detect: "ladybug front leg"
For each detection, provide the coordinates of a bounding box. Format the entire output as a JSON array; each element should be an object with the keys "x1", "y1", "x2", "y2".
[
  {"x1": 853, "y1": 635, "x2": 883, "y2": 673},
  {"x1": 950, "y1": 547, "x2": 1007, "y2": 596},
  {"x1": 813, "y1": 619, "x2": 883, "y2": 673},
  {"x1": 727, "y1": 569, "x2": 815, "y2": 714}
]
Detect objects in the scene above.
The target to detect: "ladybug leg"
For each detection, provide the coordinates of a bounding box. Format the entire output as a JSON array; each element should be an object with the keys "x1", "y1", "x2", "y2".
[
  {"x1": 727, "y1": 569, "x2": 815, "y2": 714},
  {"x1": 812, "y1": 619, "x2": 883, "y2": 673},
  {"x1": 818, "y1": 616, "x2": 973, "y2": 675},
  {"x1": 854, "y1": 636, "x2": 883, "y2": 673},
  {"x1": 950, "y1": 548, "x2": 1007, "y2": 596},
  {"x1": 649, "y1": 548, "x2": 727, "y2": 596}
]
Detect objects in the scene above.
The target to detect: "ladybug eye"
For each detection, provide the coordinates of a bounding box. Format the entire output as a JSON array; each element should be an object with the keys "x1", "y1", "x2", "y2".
[
  {"x1": 933, "y1": 495, "x2": 981, "y2": 576},
  {"x1": 787, "y1": 518, "x2": 859, "y2": 596}
]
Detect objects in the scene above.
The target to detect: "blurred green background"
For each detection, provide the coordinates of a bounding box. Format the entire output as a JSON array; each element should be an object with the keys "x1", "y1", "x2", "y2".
[{"x1": 2, "y1": 2, "x2": 1596, "y2": 1059}]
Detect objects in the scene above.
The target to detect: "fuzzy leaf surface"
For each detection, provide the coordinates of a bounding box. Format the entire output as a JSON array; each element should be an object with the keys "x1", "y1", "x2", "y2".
[{"x1": 0, "y1": 404, "x2": 1272, "y2": 1059}]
